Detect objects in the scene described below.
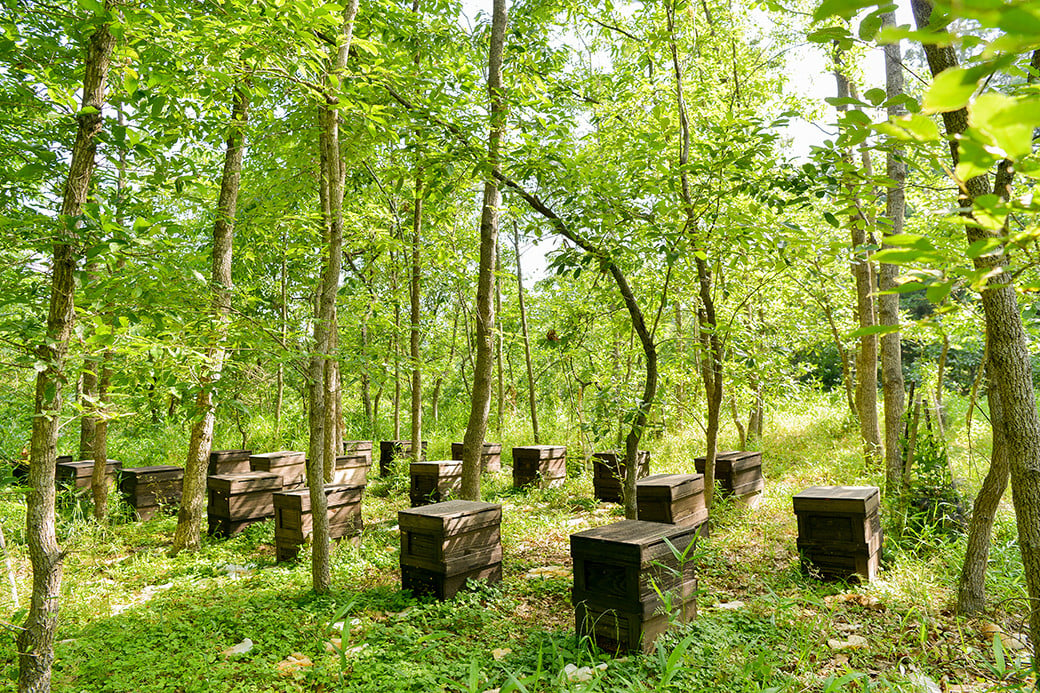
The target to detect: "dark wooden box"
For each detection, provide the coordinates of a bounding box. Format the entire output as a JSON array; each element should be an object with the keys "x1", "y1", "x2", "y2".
[
  {"x1": 119, "y1": 465, "x2": 183, "y2": 520},
  {"x1": 571, "y1": 520, "x2": 698, "y2": 614},
  {"x1": 343, "y1": 440, "x2": 373, "y2": 465},
  {"x1": 592, "y1": 450, "x2": 650, "y2": 503},
  {"x1": 575, "y1": 596, "x2": 697, "y2": 654},
  {"x1": 249, "y1": 451, "x2": 306, "y2": 489},
  {"x1": 398, "y1": 500, "x2": 502, "y2": 599},
  {"x1": 208, "y1": 449, "x2": 253, "y2": 476},
  {"x1": 379, "y1": 440, "x2": 428, "y2": 476},
  {"x1": 409, "y1": 460, "x2": 463, "y2": 507},
  {"x1": 512, "y1": 445, "x2": 567, "y2": 488},
  {"x1": 331, "y1": 453, "x2": 370, "y2": 486},
  {"x1": 694, "y1": 450, "x2": 765, "y2": 497},
  {"x1": 207, "y1": 471, "x2": 282, "y2": 536},
  {"x1": 451, "y1": 442, "x2": 503, "y2": 473},
  {"x1": 636, "y1": 473, "x2": 708, "y2": 530},
  {"x1": 793, "y1": 486, "x2": 882, "y2": 582},
  {"x1": 56, "y1": 459, "x2": 120, "y2": 490},
  {"x1": 273, "y1": 484, "x2": 364, "y2": 561}
]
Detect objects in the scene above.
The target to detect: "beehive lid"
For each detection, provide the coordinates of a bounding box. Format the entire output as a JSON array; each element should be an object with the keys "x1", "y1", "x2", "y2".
[
  {"x1": 398, "y1": 500, "x2": 501, "y2": 534},
  {"x1": 411, "y1": 460, "x2": 463, "y2": 475},
  {"x1": 512, "y1": 445, "x2": 566, "y2": 459},
  {"x1": 570, "y1": 519, "x2": 698, "y2": 566},
  {"x1": 208, "y1": 471, "x2": 282, "y2": 494},
  {"x1": 793, "y1": 486, "x2": 880, "y2": 515},
  {"x1": 636, "y1": 473, "x2": 703, "y2": 500}
]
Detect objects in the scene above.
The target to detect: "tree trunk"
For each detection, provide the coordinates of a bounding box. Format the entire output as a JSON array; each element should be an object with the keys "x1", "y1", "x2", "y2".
[
  {"x1": 171, "y1": 81, "x2": 250, "y2": 555},
  {"x1": 495, "y1": 245, "x2": 504, "y2": 438},
  {"x1": 514, "y1": 225, "x2": 539, "y2": 444},
  {"x1": 78, "y1": 360, "x2": 98, "y2": 461},
  {"x1": 879, "y1": 10, "x2": 907, "y2": 496},
  {"x1": 19, "y1": 14, "x2": 114, "y2": 693},
  {"x1": 90, "y1": 348, "x2": 113, "y2": 523},
  {"x1": 461, "y1": 0, "x2": 507, "y2": 500},
  {"x1": 913, "y1": 1, "x2": 1040, "y2": 659},
  {"x1": 410, "y1": 172, "x2": 423, "y2": 463},
  {"x1": 834, "y1": 55, "x2": 882, "y2": 469},
  {"x1": 307, "y1": 0, "x2": 359, "y2": 593}
]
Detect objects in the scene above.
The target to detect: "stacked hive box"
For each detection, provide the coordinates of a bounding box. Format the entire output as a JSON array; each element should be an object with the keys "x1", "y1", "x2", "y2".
[
  {"x1": 208, "y1": 449, "x2": 253, "y2": 476},
  {"x1": 332, "y1": 453, "x2": 371, "y2": 487},
  {"x1": 592, "y1": 450, "x2": 650, "y2": 503},
  {"x1": 207, "y1": 471, "x2": 282, "y2": 536},
  {"x1": 512, "y1": 445, "x2": 567, "y2": 489},
  {"x1": 56, "y1": 459, "x2": 120, "y2": 491},
  {"x1": 410, "y1": 460, "x2": 463, "y2": 507},
  {"x1": 571, "y1": 520, "x2": 698, "y2": 653},
  {"x1": 793, "y1": 485, "x2": 882, "y2": 582},
  {"x1": 119, "y1": 465, "x2": 184, "y2": 520},
  {"x1": 273, "y1": 484, "x2": 364, "y2": 562},
  {"x1": 249, "y1": 451, "x2": 306, "y2": 489},
  {"x1": 636, "y1": 473, "x2": 708, "y2": 533},
  {"x1": 379, "y1": 440, "x2": 428, "y2": 476},
  {"x1": 695, "y1": 451, "x2": 765, "y2": 499},
  {"x1": 14, "y1": 454, "x2": 72, "y2": 482},
  {"x1": 343, "y1": 440, "x2": 373, "y2": 462},
  {"x1": 398, "y1": 500, "x2": 502, "y2": 600},
  {"x1": 450, "y1": 442, "x2": 503, "y2": 473}
]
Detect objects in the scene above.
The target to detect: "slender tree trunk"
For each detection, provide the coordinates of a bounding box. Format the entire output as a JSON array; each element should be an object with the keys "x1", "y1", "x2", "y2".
[
  {"x1": 495, "y1": 245, "x2": 504, "y2": 438},
  {"x1": 19, "y1": 14, "x2": 114, "y2": 693},
  {"x1": 514, "y1": 225, "x2": 539, "y2": 444},
  {"x1": 913, "y1": 2, "x2": 1040, "y2": 659},
  {"x1": 275, "y1": 247, "x2": 287, "y2": 434},
  {"x1": 307, "y1": 0, "x2": 359, "y2": 593},
  {"x1": 834, "y1": 55, "x2": 882, "y2": 469},
  {"x1": 731, "y1": 395, "x2": 746, "y2": 451},
  {"x1": 90, "y1": 348, "x2": 113, "y2": 522},
  {"x1": 393, "y1": 270, "x2": 402, "y2": 441},
  {"x1": 461, "y1": 0, "x2": 507, "y2": 500},
  {"x1": 171, "y1": 81, "x2": 250, "y2": 555},
  {"x1": 78, "y1": 360, "x2": 98, "y2": 461},
  {"x1": 879, "y1": 10, "x2": 906, "y2": 495},
  {"x1": 410, "y1": 171, "x2": 423, "y2": 463}
]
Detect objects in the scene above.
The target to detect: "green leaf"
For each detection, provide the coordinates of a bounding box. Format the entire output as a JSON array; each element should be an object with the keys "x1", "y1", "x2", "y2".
[
  {"x1": 848, "y1": 324, "x2": 901, "y2": 338},
  {"x1": 922, "y1": 67, "x2": 979, "y2": 113},
  {"x1": 813, "y1": 0, "x2": 883, "y2": 22},
  {"x1": 863, "y1": 87, "x2": 887, "y2": 106},
  {"x1": 858, "y1": 11, "x2": 884, "y2": 41},
  {"x1": 823, "y1": 212, "x2": 841, "y2": 228},
  {"x1": 954, "y1": 138, "x2": 1000, "y2": 181},
  {"x1": 875, "y1": 114, "x2": 939, "y2": 142},
  {"x1": 925, "y1": 282, "x2": 952, "y2": 304},
  {"x1": 969, "y1": 93, "x2": 1040, "y2": 160}
]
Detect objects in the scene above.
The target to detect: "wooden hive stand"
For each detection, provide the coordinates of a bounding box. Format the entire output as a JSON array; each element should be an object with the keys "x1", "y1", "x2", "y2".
[
  {"x1": 592, "y1": 450, "x2": 650, "y2": 503},
  {"x1": 571, "y1": 520, "x2": 699, "y2": 654},
  {"x1": 409, "y1": 460, "x2": 463, "y2": 507},
  {"x1": 207, "y1": 471, "x2": 282, "y2": 537},
  {"x1": 119, "y1": 465, "x2": 183, "y2": 520},
  {"x1": 512, "y1": 445, "x2": 567, "y2": 489},
  {"x1": 398, "y1": 500, "x2": 502, "y2": 600},
  {"x1": 273, "y1": 484, "x2": 364, "y2": 562},
  {"x1": 249, "y1": 451, "x2": 306, "y2": 490},
  {"x1": 635, "y1": 473, "x2": 708, "y2": 534},
  {"x1": 207, "y1": 449, "x2": 253, "y2": 476},
  {"x1": 450, "y1": 441, "x2": 503, "y2": 473},
  {"x1": 378, "y1": 440, "x2": 428, "y2": 477},
  {"x1": 793, "y1": 485, "x2": 882, "y2": 582},
  {"x1": 695, "y1": 450, "x2": 765, "y2": 502}
]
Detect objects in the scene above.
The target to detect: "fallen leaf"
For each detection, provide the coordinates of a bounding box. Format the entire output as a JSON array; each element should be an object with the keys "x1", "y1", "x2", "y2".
[{"x1": 492, "y1": 648, "x2": 511, "y2": 661}]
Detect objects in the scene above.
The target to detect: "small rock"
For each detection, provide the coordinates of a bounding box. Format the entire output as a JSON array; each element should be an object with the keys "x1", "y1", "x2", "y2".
[
  {"x1": 492, "y1": 648, "x2": 511, "y2": 661},
  {"x1": 827, "y1": 635, "x2": 868, "y2": 651},
  {"x1": 979, "y1": 621, "x2": 1002, "y2": 638},
  {"x1": 325, "y1": 638, "x2": 342, "y2": 652},
  {"x1": 221, "y1": 563, "x2": 254, "y2": 577},
  {"x1": 524, "y1": 566, "x2": 571, "y2": 580},
  {"x1": 563, "y1": 663, "x2": 593, "y2": 682},
  {"x1": 276, "y1": 652, "x2": 313, "y2": 676},
  {"x1": 595, "y1": 663, "x2": 608, "y2": 671},
  {"x1": 222, "y1": 638, "x2": 254, "y2": 658},
  {"x1": 716, "y1": 601, "x2": 745, "y2": 610},
  {"x1": 908, "y1": 670, "x2": 941, "y2": 693},
  {"x1": 1002, "y1": 632, "x2": 1029, "y2": 651}
]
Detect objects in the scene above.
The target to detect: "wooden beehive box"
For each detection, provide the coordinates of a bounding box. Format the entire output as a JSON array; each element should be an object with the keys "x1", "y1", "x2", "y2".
[
  {"x1": 793, "y1": 485, "x2": 882, "y2": 582},
  {"x1": 331, "y1": 453, "x2": 370, "y2": 487},
  {"x1": 398, "y1": 500, "x2": 502, "y2": 600},
  {"x1": 208, "y1": 449, "x2": 253, "y2": 476},
  {"x1": 379, "y1": 440, "x2": 428, "y2": 476},
  {"x1": 207, "y1": 471, "x2": 282, "y2": 537},
  {"x1": 450, "y1": 442, "x2": 503, "y2": 473},
  {"x1": 249, "y1": 451, "x2": 306, "y2": 489},
  {"x1": 409, "y1": 460, "x2": 463, "y2": 507},
  {"x1": 695, "y1": 450, "x2": 765, "y2": 497},
  {"x1": 571, "y1": 520, "x2": 698, "y2": 653},
  {"x1": 343, "y1": 440, "x2": 373, "y2": 463},
  {"x1": 273, "y1": 484, "x2": 364, "y2": 562},
  {"x1": 56, "y1": 459, "x2": 120, "y2": 491},
  {"x1": 119, "y1": 465, "x2": 183, "y2": 520},
  {"x1": 592, "y1": 450, "x2": 650, "y2": 503},
  {"x1": 636, "y1": 473, "x2": 708, "y2": 531},
  {"x1": 512, "y1": 445, "x2": 567, "y2": 489}
]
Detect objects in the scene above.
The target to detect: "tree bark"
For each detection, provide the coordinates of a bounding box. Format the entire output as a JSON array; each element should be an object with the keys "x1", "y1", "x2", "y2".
[
  {"x1": 461, "y1": 0, "x2": 507, "y2": 500},
  {"x1": 90, "y1": 347, "x2": 113, "y2": 522},
  {"x1": 514, "y1": 225, "x2": 539, "y2": 444},
  {"x1": 410, "y1": 170, "x2": 423, "y2": 464},
  {"x1": 495, "y1": 245, "x2": 504, "y2": 438},
  {"x1": 171, "y1": 80, "x2": 250, "y2": 555},
  {"x1": 879, "y1": 10, "x2": 907, "y2": 496},
  {"x1": 19, "y1": 14, "x2": 115, "y2": 693},
  {"x1": 307, "y1": 0, "x2": 359, "y2": 593},
  {"x1": 913, "y1": 0, "x2": 1040, "y2": 660},
  {"x1": 78, "y1": 360, "x2": 98, "y2": 461}
]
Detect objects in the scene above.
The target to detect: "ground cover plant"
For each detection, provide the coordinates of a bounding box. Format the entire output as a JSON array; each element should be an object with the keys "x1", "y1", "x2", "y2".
[{"x1": 0, "y1": 391, "x2": 1029, "y2": 692}]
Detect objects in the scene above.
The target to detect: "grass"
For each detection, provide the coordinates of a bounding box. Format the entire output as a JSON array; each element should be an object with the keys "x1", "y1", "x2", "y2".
[{"x1": 0, "y1": 390, "x2": 1031, "y2": 692}]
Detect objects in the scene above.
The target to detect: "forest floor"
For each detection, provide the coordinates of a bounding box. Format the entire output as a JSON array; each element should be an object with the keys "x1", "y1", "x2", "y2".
[{"x1": 0, "y1": 393, "x2": 1031, "y2": 692}]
